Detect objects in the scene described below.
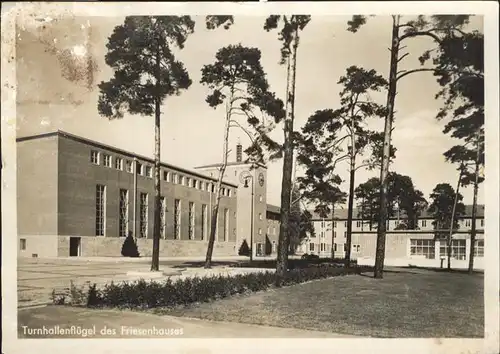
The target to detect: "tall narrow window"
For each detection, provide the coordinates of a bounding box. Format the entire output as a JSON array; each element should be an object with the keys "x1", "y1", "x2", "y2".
[
  {"x1": 474, "y1": 240, "x2": 484, "y2": 257},
  {"x1": 103, "y1": 154, "x2": 112, "y2": 168},
  {"x1": 137, "y1": 162, "x2": 143, "y2": 175},
  {"x1": 90, "y1": 150, "x2": 100, "y2": 165},
  {"x1": 201, "y1": 204, "x2": 208, "y2": 240},
  {"x1": 125, "y1": 160, "x2": 133, "y2": 173},
  {"x1": 146, "y1": 166, "x2": 153, "y2": 178},
  {"x1": 224, "y1": 208, "x2": 229, "y2": 241},
  {"x1": 174, "y1": 199, "x2": 181, "y2": 239},
  {"x1": 160, "y1": 197, "x2": 166, "y2": 238},
  {"x1": 95, "y1": 185, "x2": 106, "y2": 236},
  {"x1": 115, "y1": 157, "x2": 123, "y2": 170},
  {"x1": 188, "y1": 202, "x2": 195, "y2": 240},
  {"x1": 119, "y1": 189, "x2": 129, "y2": 237},
  {"x1": 139, "y1": 193, "x2": 148, "y2": 238}
]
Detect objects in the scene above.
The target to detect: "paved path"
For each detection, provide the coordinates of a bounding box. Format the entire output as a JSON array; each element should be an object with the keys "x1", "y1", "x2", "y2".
[
  {"x1": 18, "y1": 306, "x2": 357, "y2": 338},
  {"x1": 17, "y1": 257, "x2": 273, "y2": 308}
]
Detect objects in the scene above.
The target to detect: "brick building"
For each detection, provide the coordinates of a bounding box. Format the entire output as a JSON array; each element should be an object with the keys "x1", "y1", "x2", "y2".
[
  {"x1": 301, "y1": 205, "x2": 485, "y2": 269},
  {"x1": 17, "y1": 131, "x2": 242, "y2": 258}
]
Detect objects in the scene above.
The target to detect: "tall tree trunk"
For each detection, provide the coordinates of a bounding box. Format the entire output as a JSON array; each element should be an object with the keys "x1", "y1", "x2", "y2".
[
  {"x1": 369, "y1": 200, "x2": 373, "y2": 231},
  {"x1": 374, "y1": 15, "x2": 400, "y2": 279},
  {"x1": 205, "y1": 94, "x2": 233, "y2": 269},
  {"x1": 276, "y1": 27, "x2": 299, "y2": 284},
  {"x1": 447, "y1": 166, "x2": 463, "y2": 270},
  {"x1": 361, "y1": 199, "x2": 365, "y2": 232},
  {"x1": 345, "y1": 164, "x2": 355, "y2": 267},
  {"x1": 345, "y1": 130, "x2": 356, "y2": 267},
  {"x1": 151, "y1": 40, "x2": 162, "y2": 272},
  {"x1": 331, "y1": 203, "x2": 336, "y2": 259},
  {"x1": 468, "y1": 135, "x2": 481, "y2": 274}
]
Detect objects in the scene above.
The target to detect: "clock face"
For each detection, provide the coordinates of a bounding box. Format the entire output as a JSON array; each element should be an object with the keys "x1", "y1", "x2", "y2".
[{"x1": 258, "y1": 173, "x2": 265, "y2": 187}]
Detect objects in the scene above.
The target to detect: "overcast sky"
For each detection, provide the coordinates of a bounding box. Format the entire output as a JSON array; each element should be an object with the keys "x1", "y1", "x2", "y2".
[{"x1": 16, "y1": 14, "x2": 484, "y2": 207}]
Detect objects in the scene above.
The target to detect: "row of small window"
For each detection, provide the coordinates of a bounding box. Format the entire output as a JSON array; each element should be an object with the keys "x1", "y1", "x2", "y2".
[
  {"x1": 409, "y1": 239, "x2": 484, "y2": 259},
  {"x1": 255, "y1": 241, "x2": 278, "y2": 255},
  {"x1": 319, "y1": 218, "x2": 484, "y2": 229},
  {"x1": 90, "y1": 150, "x2": 233, "y2": 197},
  {"x1": 319, "y1": 220, "x2": 380, "y2": 229},
  {"x1": 313, "y1": 231, "x2": 347, "y2": 238},
  {"x1": 96, "y1": 185, "x2": 233, "y2": 240},
  {"x1": 308, "y1": 243, "x2": 361, "y2": 253},
  {"x1": 266, "y1": 225, "x2": 277, "y2": 235}
]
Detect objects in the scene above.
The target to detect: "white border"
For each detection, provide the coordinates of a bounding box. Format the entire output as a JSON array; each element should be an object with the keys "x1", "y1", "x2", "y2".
[{"x1": 2, "y1": 2, "x2": 499, "y2": 354}]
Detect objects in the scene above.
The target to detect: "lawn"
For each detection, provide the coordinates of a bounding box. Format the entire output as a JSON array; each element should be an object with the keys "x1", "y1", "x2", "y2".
[{"x1": 158, "y1": 268, "x2": 484, "y2": 338}]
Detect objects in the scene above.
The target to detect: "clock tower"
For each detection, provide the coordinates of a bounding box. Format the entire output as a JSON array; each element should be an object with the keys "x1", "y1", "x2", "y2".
[{"x1": 194, "y1": 142, "x2": 268, "y2": 257}]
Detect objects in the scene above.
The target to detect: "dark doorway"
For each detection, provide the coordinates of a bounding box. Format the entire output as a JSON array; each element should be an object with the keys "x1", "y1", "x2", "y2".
[{"x1": 69, "y1": 237, "x2": 81, "y2": 257}]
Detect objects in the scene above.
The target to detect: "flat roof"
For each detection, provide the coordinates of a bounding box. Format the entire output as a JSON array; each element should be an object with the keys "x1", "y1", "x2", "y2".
[
  {"x1": 266, "y1": 204, "x2": 281, "y2": 215},
  {"x1": 195, "y1": 161, "x2": 267, "y2": 170},
  {"x1": 16, "y1": 130, "x2": 238, "y2": 187},
  {"x1": 308, "y1": 204, "x2": 485, "y2": 221}
]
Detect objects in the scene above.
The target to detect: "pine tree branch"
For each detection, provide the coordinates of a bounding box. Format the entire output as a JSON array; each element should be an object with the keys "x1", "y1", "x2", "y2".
[
  {"x1": 229, "y1": 119, "x2": 256, "y2": 144},
  {"x1": 354, "y1": 162, "x2": 375, "y2": 172},
  {"x1": 399, "y1": 30, "x2": 442, "y2": 44},
  {"x1": 397, "y1": 52, "x2": 410, "y2": 63},
  {"x1": 322, "y1": 134, "x2": 350, "y2": 151},
  {"x1": 396, "y1": 68, "x2": 436, "y2": 82},
  {"x1": 332, "y1": 154, "x2": 350, "y2": 170}
]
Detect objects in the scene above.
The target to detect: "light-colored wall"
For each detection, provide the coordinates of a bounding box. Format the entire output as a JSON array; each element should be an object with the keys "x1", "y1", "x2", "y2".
[
  {"x1": 304, "y1": 215, "x2": 485, "y2": 258},
  {"x1": 17, "y1": 136, "x2": 59, "y2": 237},
  {"x1": 356, "y1": 234, "x2": 485, "y2": 270},
  {"x1": 197, "y1": 163, "x2": 271, "y2": 256},
  {"x1": 18, "y1": 235, "x2": 59, "y2": 258},
  {"x1": 55, "y1": 236, "x2": 236, "y2": 257}
]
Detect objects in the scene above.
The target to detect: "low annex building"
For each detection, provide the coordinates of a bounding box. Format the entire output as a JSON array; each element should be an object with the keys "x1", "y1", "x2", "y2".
[
  {"x1": 302, "y1": 205, "x2": 485, "y2": 269},
  {"x1": 17, "y1": 131, "x2": 279, "y2": 258}
]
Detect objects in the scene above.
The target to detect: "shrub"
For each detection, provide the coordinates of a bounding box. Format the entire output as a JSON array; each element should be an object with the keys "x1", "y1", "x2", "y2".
[
  {"x1": 87, "y1": 283, "x2": 101, "y2": 307},
  {"x1": 66, "y1": 265, "x2": 371, "y2": 310},
  {"x1": 238, "y1": 240, "x2": 251, "y2": 257},
  {"x1": 121, "y1": 232, "x2": 140, "y2": 257},
  {"x1": 51, "y1": 289, "x2": 67, "y2": 305},
  {"x1": 264, "y1": 236, "x2": 272, "y2": 255},
  {"x1": 69, "y1": 280, "x2": 88, "y2": 306}
]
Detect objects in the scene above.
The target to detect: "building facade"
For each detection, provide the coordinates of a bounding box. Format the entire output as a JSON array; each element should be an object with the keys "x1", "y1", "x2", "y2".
[
  {"x1": 194, "y1": 143, "x2": 281, "y2": 258},
  {"x1": 301, "y1": 206, "x2": 485, "y2": 269},
  {"x1": 17, "y1": 131, "x2": 239, "y2": 258}
]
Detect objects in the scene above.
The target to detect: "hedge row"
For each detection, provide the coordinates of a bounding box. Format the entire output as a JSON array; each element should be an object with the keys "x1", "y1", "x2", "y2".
[
  {"x1": 232, "y1": 258, "x2": 357, "y2": 269},
  {"x1": 54, "y1": 265, "x2": 371, "y2": 310}
]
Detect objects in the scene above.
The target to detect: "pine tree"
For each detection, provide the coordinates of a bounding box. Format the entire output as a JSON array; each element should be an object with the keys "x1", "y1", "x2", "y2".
[
  {"x1": 200, "y1": 44, "x2": 284, "y2": 268},
  {"x1": 347, "y1": 15, "x2": 472, "y2": 278}
]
